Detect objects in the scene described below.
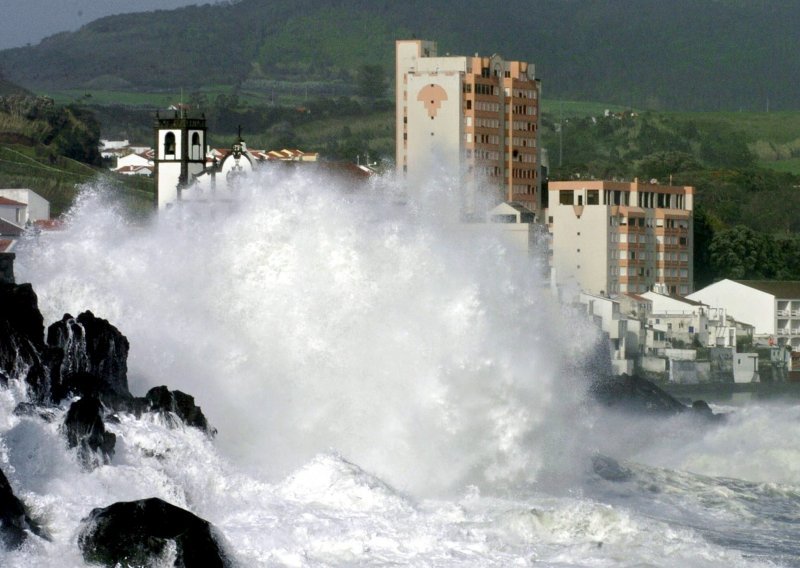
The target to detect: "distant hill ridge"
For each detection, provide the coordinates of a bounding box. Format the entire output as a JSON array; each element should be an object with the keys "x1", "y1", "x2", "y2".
[{"x1": 2, "y1": 0, "x2": 799, "y2": 111}]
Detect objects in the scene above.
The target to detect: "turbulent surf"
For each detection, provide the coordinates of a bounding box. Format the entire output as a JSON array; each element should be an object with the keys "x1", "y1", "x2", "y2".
[{"x1": 2, "y1": 170, "x2": 798, "y2": 566}]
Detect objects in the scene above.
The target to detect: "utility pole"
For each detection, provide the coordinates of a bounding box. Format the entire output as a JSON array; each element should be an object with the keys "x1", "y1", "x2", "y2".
[{"x1": 557, "y1": 102, "x2": 563, "y2": 167}]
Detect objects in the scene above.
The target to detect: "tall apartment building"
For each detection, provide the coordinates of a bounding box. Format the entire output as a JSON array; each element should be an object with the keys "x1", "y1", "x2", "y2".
[
  {"x1": 547, "y1": 180, "x2": 694, "y2": 296},
  {"x1": 396, "y1": 40, "x2": 541, "y2": 214}
]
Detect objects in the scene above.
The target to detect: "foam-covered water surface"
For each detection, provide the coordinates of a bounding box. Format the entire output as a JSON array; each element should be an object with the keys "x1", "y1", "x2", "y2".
[{"x1": 3, "y1": 171, "x2": 797, "y2": 566}]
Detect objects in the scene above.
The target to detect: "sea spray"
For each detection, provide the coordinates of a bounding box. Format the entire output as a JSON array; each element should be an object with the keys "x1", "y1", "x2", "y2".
[
  {"x1": 17, "y1": 169, "x2": 599, "y2": 495},
  {"x1": 3, "y1": 170, "x2": 790, "y2": 566}
]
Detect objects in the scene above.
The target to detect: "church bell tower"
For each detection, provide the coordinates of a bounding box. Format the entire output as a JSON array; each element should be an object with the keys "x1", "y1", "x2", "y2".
[{"x1": 154, "y1": 108, "x2": 207, "y2": 209}]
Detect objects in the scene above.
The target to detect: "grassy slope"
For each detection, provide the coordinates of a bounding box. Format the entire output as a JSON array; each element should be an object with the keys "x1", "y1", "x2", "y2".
[
  {"x1": 0, "y1": 144, "x2": 153, "y2": 216},
  {"x1": 668, "y1": 110, "x2": 800, "y2": 174},
  {"x1": 541, "y1": 103, "x2": 800, "y2": 175}
]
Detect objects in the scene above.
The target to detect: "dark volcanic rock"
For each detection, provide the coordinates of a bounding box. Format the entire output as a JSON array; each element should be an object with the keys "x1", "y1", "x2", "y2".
[
  {"x1": 13, "y1": 402, "x2": 57, "y2": 422},
  {"x1": 0, "y1": 283, "x2": 52, "y2": 399},
  {"x1": 132, "y1": 386, "x2": 215, "y2": 436},
  {"x1": 691, "y1": 399, "x2": 713, "y2": 417},
  {"x1": 592, "y1": 455, "x2": 633, "y2": 482},
  {"x1": 590, "y1": 374, "x2": 689, "y2": 416},
  {"x1": 691, "y1": 399, "x2": 726, "y2": 422},
  {"x1": 47, "y1": 312, "x2": 132, "y2": 406},
  {"x1": 63, "y1": 396, "x2": 116, "y2": 469},
  {"x1": 0, "y1": 466, "x2": 47, "y2": 550},
  {"x1": 78, "y1": 498, "x2": 231, "y2": 568}
]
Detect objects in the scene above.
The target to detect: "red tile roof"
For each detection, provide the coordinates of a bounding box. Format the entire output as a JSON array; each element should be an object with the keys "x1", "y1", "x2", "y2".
[
  {"x1": 0, "y1": 197, "x2": 25, "y2": 207},
  {"x1": 0, "y1": 239, "x2": 14, "y2": 252},
  {"x1": 33, "y1": 219, "x2": 63, "y2": 231},
  {"x1": 115, "y1": 165, "x2": 154, "y2": 174}
]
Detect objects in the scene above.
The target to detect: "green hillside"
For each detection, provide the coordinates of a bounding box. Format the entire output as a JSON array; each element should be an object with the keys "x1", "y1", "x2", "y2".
[
  {"x1": 0, "y1": 95, "x2": 153, "y2": 216},
  {"x1": 0, "y1": 144, "x2": 153, "y2": 216},
  {"x1": 3, "y1": 0, "x2": 800, "y2": 111}
]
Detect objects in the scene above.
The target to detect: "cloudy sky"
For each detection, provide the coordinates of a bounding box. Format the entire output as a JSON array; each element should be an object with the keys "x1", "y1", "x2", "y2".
[{"x1": 0, "y1": 0, "x2": 206, "y2": 50}]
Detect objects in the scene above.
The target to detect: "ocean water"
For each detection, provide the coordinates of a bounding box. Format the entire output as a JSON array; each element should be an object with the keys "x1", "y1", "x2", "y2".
[{"x1": 3, "y1": 169, "x2": 799, "y2": 566}]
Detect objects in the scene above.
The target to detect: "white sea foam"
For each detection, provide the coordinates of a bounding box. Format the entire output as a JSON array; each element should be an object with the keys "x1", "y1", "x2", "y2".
[{"x1": 16, "y1": 170, "x2": 597, "y2": 495}]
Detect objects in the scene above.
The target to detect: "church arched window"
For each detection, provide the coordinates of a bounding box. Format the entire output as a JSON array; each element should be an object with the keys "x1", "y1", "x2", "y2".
[
  {"x1": 164, "y1": 132, "x2": 176, "y2": 157},
  {"x1": 191, "y1": 132, "x2": 201, "y2": 160}
]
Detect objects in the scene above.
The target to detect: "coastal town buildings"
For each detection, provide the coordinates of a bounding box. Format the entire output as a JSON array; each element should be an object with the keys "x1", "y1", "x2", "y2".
[
  {"x1": 152, "y1": 113, "x2": 372, "y2": 208},
  {"x1": 688, "y1": 280, "x2": 800, "y2": 350},
  {"x1": 546, "y1": 180, "x2": 694, "y2": 297},
  {"x1": 114, "y1": 150, "x2": 155, "y2": 176},
  {"x1": 578, "y1": 292, "x2": 634, "y2": 375},
  {"x1": 395, "y1": 39, "x2": 542, "y2": 215}
]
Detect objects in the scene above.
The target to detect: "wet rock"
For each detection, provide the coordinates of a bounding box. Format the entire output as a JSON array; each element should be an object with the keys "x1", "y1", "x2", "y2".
[
  {"x1": 78, "y1": 497, "x2": 231, "y2": 568},
  {"x1": 691, "y1": 399, "x2": 726, "y2": 422},
  {"x1": 591, "y1": 455, "x2": 633, "y2": 482},
  {"x1": 590, "y1": 374, "x2": 689, "y2": 416},
  {"x1": 132, "y1": 386, "x2": 215, "y2": 436},
  {"x1": 0, "y1": 283, "x2": 51, "y2": 399},
  {"x1": 47, "y1": 312, "x2": 132, "y2": 407},
  {"x1": 0, "y1": 466, "x2": 47, "y2": 549},
  {"x1": 13, "y1": 402, "x2": 57, "y2": 422},
  {"x1": 691, "y1": 399, "x2": 713, "y2": 416},
  {"x1": 63, "y1": 396, "x2": 116, "y2": 469}
]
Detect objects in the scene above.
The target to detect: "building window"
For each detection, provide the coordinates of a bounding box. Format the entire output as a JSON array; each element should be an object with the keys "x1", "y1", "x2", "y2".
[
  {"x1": 191, "y1": 132, "x2": 201, "y2": 160},
  {"x1": 587, "y1": 190, "x2": 599, "y2": 205},
  {"x1": 559, "y1": 190, "x2": 574, "y2": 205},
  {"x1": 164, "y1": 132, "x2": 176, "y2": 156}
]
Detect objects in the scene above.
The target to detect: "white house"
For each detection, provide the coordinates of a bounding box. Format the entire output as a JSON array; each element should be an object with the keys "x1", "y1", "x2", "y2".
[
  {"x1": 641, "y1": 290, "x2": 710, "y2": 345},
  {"x1": 689, "y1": 279, "x2": 800, "y2": 349},
  {"x1": 0, "y1": 189, "x2": 50, "y2": 225},
  {"x1": 486, "y1": 202, "x2": 539, "y2": 255},
  {"x1": 0, "y1": 197, "x2": 25, "y2": 227},
  {"x1": 99, "y1": 139, "x2": 130, "y2": 159},
  {"x1": 115, "y1": 165, "x2": 154, "y2": 176},
  {"x1": 578, "y1": 292, "x2": 634, "y2": 375},
  {"x1": 115, "y1": 150, "x2": 154, "y2": 171}
]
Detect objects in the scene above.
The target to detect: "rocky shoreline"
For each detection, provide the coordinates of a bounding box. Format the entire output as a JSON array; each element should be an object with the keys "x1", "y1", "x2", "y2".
[{"x1": 0, "y1": 275, "x2": 230, "y2": 566}]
